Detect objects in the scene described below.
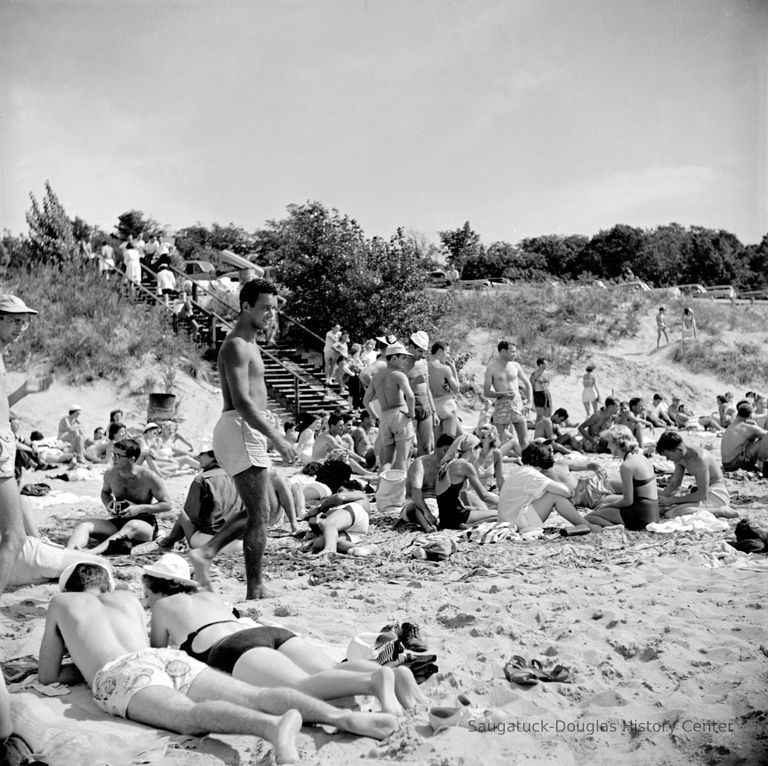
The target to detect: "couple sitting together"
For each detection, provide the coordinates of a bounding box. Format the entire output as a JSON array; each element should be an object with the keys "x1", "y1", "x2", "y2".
[{"x1": 39, "y1": 554, "x2": 427, "y2": 763}]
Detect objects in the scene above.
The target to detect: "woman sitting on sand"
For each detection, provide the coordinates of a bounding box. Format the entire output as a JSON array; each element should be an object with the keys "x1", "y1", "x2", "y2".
[
  {"x1": 296, "y1": 412, "x2": 321, "y2": 466},
  {"x1": 584, "y1": 425, "x2": 659, "y2": 531},
  {"x1": 435, "y1": 433, "x2": 498, "y2": 529},
  {"x1": 471, "y1": 423, "x2": 505, "y2": 492},
  {"x1": 144, "y1": 554, "x2": 425, "y2": 713}
]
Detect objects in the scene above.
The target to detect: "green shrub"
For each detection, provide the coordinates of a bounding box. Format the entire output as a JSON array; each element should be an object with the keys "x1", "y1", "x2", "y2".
[{"x1": 1, "y1": 262, "x2": 202, "y2": 384}]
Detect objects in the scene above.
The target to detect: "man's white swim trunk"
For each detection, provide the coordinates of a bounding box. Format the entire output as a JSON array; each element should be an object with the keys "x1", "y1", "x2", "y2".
[
  {"x1": 379, "y1": 408, "x2": 414, "y2": 448},
  {"x1": 212, "y1": 410, "x2": 271, "y2": 477},
  {"x1": 434, "y1": 395, "x2": 458, "y2": 420},
  {"x1": 92, "y1": 648, "x2": 208, "y2": 718}
]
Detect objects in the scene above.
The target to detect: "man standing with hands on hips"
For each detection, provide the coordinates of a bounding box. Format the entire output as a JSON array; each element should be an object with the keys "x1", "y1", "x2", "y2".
[{"x1": 191, "y1": 280, "x2": 296, "y2": 600}]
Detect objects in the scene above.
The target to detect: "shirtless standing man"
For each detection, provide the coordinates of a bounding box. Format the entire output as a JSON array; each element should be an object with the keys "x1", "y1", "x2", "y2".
[
  {"x1": 428, "y1": 341, "x2": 460, "y2": 439},
  {"x1": 721, "y1": 402, "x2": 768, "y2": 475},
  {"x1": 39, "y1": 562, "x2": 397, "y2": 764},
  {"x1": 656, "y1": 307, "x2": 669, "y2": 348},
  {"x1": 406, "y1": 331, "x2": 437, "y2": 456},
  {"x1": 483, "y1": 340, "x2": 532, "y2": 450},
  {"x1": 400, "y1": 434, "x2": 454, "y2": 532},
  {"x1": 66, "y1": 438, "x2": 172, "y2": 554},
  {"x1": 192, "y1": 280, "x2": 295, "y2": 600},
  {"x1": 363, "y1": 342, "x2": 415, "y2": 472},
  {"x1": 655, "y1": 431, "x2": 731, "y2": 517}
]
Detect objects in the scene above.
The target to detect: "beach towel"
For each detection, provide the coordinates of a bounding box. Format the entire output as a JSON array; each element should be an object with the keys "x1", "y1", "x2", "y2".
[
  {"x1": 461, "y1": 521, "x2": 519, "y2": 544},
  {"x1": 646, "y1": 510, "x2": 729, "y2": 534}
]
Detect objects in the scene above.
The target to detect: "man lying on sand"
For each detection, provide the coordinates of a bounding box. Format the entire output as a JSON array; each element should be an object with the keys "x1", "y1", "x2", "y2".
[
  {"x1": 721, "y1": 402, "x2": 768, "y2": 475},
  {"x1": 39, "y1": 562, "x2": 397, "y2": 764},
  {"x1": 66, "y1": 439, "x2": 171, "y2": 554},
  {"x1": 656, "y1": 432, "x2": 734, "y2": 517},
  {"x1": 145, "y1": 553, "x2": 425, "y2": 711}
]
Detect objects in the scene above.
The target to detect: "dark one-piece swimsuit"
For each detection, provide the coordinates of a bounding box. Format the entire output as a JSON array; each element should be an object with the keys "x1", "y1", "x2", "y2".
[
  {"x1": 437, "y1": 480, "x2": 471, "y2": 530},
  {"x1": 620, "y1": 474, "x2": 659, "y2": 531},
  {"x1": 179, "y1": 609, "x2": 297, "y2": 674}
]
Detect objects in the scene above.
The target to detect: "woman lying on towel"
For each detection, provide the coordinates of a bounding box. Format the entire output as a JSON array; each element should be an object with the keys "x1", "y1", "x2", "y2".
[
  {"x1": 584, "y1": 425, "x2": 659, "y2": 531},
  {"x1": 143, "y1": 553, "x2": 426, "y2": 711}
]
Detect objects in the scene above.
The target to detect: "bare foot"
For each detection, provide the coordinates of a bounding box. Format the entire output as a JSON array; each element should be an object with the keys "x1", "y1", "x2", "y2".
[
  {"x1": 246, "y1": 582, "x2": 271, "y2": 599},
  {"x1": 371, "y1": 667, "x2": 403, "y2": 716},
  {"x1": 188, "y1": 548, "x2": 214, "y2": 591},
  {"x1": 338, "y1": 711, "x2": 397, "y2": 739},
  {"x1": 272, "y1": 709, "x2": 302, "y2": 764},
  {"x1": 394, "y1": 666, "x2": 428, "y2": 709}
]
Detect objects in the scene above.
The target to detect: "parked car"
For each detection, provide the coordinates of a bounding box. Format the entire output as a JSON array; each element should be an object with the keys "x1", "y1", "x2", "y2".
[
  {"x1": 738, "y1": 289, "x2": 768, "y2": 301},
  {"x1": 577, "y1": 279, "x2": 607, "y2": 289},
  {"x1": 488, "y1": 277, "x2": 513, "y2": 288},
  {"x1": 676, "y1": 283, "x2": 707, "y2": 296},
  {"x1": 184, "y1": 260, "x2": 217, "y2": 280},
  {"x1": 697, "y1": 285, "x2": 736, "y2": 300},
  {"x1": 612, "y1": 280, "x2": 651, "y2": 292},
  {"x1": 427, "y1": 269, "x2": 449, "y2": 288},
  {"x1": 651, "y1": 286, "x2": 681, "y2": 299},
  {"x1": 459, "y1": 279, "x2": 492, "y2": 291}
]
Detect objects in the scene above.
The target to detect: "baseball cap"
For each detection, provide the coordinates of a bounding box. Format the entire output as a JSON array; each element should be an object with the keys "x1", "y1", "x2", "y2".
[
  {"x1": 409, "y1": 331, "x2": 429, "y2": 351},
  {"x1": 0, "y1": 294, "x2": 37, "y2": 315},
  {"x1": 385, "y1": 342, "x2": 413, "y2": 358}
]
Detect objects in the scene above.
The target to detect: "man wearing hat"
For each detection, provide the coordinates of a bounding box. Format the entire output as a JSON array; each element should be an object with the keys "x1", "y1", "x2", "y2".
[
  {"x1": 363, "y1": 343, "x2": 416, "y2": 473},
  {"x1": 159, "y1": 448, "x2": 244, "y2": 551},
  {"x1": 407, "y1": 331, "x2": 437, "y2": 457},
  {"x1": 0, "y1": 294, "x2": 53, "y2": 596}
]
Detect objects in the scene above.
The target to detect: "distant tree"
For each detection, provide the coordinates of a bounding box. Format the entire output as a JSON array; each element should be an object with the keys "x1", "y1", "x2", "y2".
[
  {"x1": 519, "y1": 235, "x2": 588, "y2": 279},
  {"x1": 25, "y1": 181, "x2": 77, "y2": 266},
  {"x1": 634, "y1": 223, "x2": 688, "y2": 285},
  {"x1": 580, "y1": 224, "x2": 645, "y2": 281},
  {"x1": 680, "y1": 227, "x2": 745, "y2": 286},
  {"x1": 744, "y1": 233, "x2": 768, "y2": 289},
  {"x1": 461, "y1": 240, "x2": 519, "y2": 279},
  {"x1": 439, "y1": 221, "x2": 483, "y2": 277},
  {"x1": 115, "y1": 210, "x2": 162, "y2": 241}
]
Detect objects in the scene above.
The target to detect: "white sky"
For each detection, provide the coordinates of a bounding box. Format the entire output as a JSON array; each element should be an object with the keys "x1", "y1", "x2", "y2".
[{"x1": 1, "y1": 0, "x2": 765, "y2": 245}]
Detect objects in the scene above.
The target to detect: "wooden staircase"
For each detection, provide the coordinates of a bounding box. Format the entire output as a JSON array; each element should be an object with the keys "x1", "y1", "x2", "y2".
[{"x1": 126, "y1": 262, "x2": 351, "y2": 419}]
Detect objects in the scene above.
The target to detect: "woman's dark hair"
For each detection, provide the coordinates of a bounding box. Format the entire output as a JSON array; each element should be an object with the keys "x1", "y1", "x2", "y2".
[
  {"x1": 521, "y1": 443, "x2": 555, "y2": 470},
  {"x1": 109, "y1": 409, "x2": 123, "y2": 423},
  {"x1": 108, "y1": 422, "x2": 127, "y2": 441},
  {"x1": 297, "y1": 412, "x2": 318, "y2": 433},
  {"x1": 142, "y1": 574, "x2": 198, "y2": 595},
  {"x1": 30, "y1": 430, "x2": 44, "y2": 441}
]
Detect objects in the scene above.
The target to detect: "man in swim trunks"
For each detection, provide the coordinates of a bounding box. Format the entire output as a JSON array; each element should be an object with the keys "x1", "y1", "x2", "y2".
[
  {"x1": 578, "y1": 397, "x2": 619, "y2": 453},
  {"x1": 406, "y1": 331, "x2": 437, "y2": 456},
  {"x1": 483, "y1": 340, "x2": 532, "y2": 449},
  {"x1": 721, "y1": 402, "x2": 768, "y2": 474},
  {"x1": 646, "y1": 393, "x2": 675, "y2": 428},
  {"x1": 310, "y1": 413, "x2": 373, "y2": 476},
  {"x1": 197, "y1": 279, "x2": 296, "y2": 599},
  {"x1": 39, "y1": 562, "x2": 396, "y2": 764},
  {"x1": 363, "y1": 342, "x2": 416, "y2": 472},
  {"x1": 299, "y1": 484, "x2": 371, "y2": 554},
  {"x1": 655, "y1": 431, "x2": 732, "y2": 517},
  {"x1": 533, "y1": 407, "x2": 579, "y2": 453},
  {"x1": 428, "y1": 341, "x2": 461, "y2": 439},
  {"x1": 400, "y1": 433, "x2": 454, "y2": 532},
  {"x1": 66, "y1": 438, "x2": 172, "y2": 554}
]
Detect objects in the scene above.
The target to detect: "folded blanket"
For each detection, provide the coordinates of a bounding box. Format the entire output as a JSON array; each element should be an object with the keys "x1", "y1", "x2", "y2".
[{"x1": 646, "y1": 510, "x2": 729, "y2": 534}]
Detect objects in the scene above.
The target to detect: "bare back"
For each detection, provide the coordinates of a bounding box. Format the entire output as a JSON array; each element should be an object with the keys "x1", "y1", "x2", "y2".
[
  {"x1": 42, "y1": 591, "x2": 148, "y2": 685},
  {"x1": 406, "y1": 454, "x2": 439, "y2": 499},
  {"x1": 150, "y1": 591, "x2": 257, "y2": 651},
  {"x1": 428, "y1": 360, "x2": 457, "y2": 399},
  {"x1": 722, "y1": 420, "x2": 764, "y2": 463}
]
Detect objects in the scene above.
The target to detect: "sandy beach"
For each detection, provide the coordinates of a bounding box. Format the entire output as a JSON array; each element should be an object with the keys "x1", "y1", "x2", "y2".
[{"x1": 3, "y1": 319, "x2": 768, "y2": 765}]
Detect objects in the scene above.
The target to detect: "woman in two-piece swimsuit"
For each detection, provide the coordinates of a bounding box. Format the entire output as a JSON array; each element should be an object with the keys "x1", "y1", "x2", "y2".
[
  {"x1": 471, "y1": 423, "x2": 505, "y2": 492},
  {"x1": 584, "y1": 425, "x2": 659, "y2": 531},
  {"x1": 581, "y1": 365, "x2": 600, "y2": 417},
  {"x1": 144, "y1": 570, "x2": 424, "y2": 711}
]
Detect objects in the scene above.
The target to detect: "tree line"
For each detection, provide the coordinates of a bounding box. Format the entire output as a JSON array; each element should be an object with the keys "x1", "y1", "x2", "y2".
[{"x1": 1, "y1": 182, "x2": 766, "y2": 345}]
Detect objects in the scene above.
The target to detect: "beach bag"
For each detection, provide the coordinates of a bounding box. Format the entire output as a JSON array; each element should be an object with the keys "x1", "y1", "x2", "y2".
[
  {"x1": 572, "y1": 467, "x2": 612, "y2": 508},
  {"x1": 20, "y1": 483, "x2": 50, "y2": 497},
  {"x1": 375, "y1": 469, "x2": 406, "y2": 514}
]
